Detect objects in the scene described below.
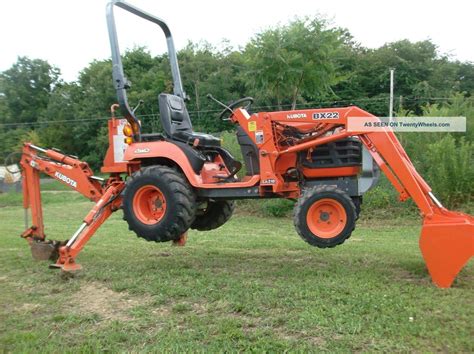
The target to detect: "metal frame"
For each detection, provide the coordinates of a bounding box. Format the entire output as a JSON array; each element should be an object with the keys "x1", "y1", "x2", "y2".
[{"x1": 106, "y1": 0, "x2": 186, "y2": 140}]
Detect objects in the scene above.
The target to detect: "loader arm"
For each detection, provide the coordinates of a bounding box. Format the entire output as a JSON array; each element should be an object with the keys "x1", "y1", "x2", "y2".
[
  {"x1": 354, "y1": 115, "x2": 473, "y2": 289},
  {"x1": 231, "y1": 106, "x2": 473, "y2": 287}
]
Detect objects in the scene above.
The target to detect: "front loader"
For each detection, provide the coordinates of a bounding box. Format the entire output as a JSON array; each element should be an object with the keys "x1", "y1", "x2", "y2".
[{"x1": 19, "y1": 0, "x2": 473, "y2": 288}]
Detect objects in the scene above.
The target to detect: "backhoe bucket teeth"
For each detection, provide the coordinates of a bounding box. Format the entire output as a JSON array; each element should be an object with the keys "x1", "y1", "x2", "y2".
[{"x1": 420, "y1": 211, "x2": 474, "y2": 288}]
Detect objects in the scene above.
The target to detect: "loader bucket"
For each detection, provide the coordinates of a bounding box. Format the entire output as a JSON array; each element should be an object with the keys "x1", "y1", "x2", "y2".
[{"x1": 419, "y1": 210, "x2": 474, "y2": 288}]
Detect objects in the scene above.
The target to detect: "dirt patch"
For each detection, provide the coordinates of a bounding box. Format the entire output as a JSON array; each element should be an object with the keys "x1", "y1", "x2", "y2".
[
  {"x1": 151, "y1": 307, "x2": 171, "y2": 316},
  {"x1": 239, "y1": 315, "x2": 327, "y2": 346},
  {"x1": 389, "y1": 268, "x2": 430, "y2": 286},
  {"x1": 68, "y1": 282, "x2": 149, "y2": 322},
  {"x1": 16, "y1": 303, "x2": 41, "y2": 313},
  {"x1": 273, "y1": 327, "x2": 327, "y2": 346}
]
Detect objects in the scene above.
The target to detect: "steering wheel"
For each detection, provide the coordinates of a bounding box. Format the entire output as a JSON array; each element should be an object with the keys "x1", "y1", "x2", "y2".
[{"x1": 218, "y1": 97, "x2": 254, "y2": 120}]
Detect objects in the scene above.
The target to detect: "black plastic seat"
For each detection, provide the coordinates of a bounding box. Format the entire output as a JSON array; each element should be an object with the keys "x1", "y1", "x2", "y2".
[{"x1": 158, "y1": 93, "x2": 221, "y2": 148}]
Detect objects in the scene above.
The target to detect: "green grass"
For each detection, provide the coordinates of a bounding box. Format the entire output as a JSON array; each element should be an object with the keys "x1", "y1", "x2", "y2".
[
  {"x1": 0, "y1": 192, "x2": 472, "y2": 352},
  {"x1": 38, "y1": 179, "x2": 73, "y2": 191}
]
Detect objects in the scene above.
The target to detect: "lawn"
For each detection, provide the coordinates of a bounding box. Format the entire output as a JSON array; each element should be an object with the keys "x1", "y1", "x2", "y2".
[{"x1": 0, "y1": 192, "x2": 472, "y2": 352}]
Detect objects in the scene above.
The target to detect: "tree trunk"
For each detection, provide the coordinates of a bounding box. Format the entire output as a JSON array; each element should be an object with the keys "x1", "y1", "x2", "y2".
[
  {"x1": 291, "y1": 73, "x2": 305, "y2": 110},
  {"x1": 276, "y1": 83, "x2": 282, "y2": 111}
]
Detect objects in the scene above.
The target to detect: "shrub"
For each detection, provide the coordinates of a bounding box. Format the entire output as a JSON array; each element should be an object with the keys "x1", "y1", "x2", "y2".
[
  {"x1": 423, "y1": 135, "x2": 473, "y2": 207},
  {"x1": 362, "y1": 184, "x2": 394, "y2": 210},
  {"x1": 260, "y1": 199, "x2": 295, "y2": 217}
]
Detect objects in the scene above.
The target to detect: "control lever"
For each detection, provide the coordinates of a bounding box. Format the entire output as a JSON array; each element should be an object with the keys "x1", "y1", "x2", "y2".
[
  {"x1": 207, "y1": 94, "x2": 232, "y2": 113},
  {"x1": 132, "y1": 100, "x2": 144, "y2": 114}
]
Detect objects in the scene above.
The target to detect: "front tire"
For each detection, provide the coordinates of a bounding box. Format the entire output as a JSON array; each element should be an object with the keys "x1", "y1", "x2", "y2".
[
  {"x1": 122, "y1": 165, "x2": 196, "y2": 242},
  {"x1": 294, "y1": 186, "x2": 356, "y2": 248}
]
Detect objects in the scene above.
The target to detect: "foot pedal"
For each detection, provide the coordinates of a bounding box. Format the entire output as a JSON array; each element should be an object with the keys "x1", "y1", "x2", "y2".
[{"x1": 214, "y1": 147, "x2": 242, "y2": 178}]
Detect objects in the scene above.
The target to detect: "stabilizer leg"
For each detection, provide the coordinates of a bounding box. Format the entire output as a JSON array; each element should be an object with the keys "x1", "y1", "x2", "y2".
[{"x1": 172, "y1": 232, "x2": 188, "y2": 246}]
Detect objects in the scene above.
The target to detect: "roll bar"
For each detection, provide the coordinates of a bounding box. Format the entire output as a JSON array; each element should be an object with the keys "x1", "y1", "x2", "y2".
[{"x1": 106, "y1": 0, "x2": 186, "y2": 140}]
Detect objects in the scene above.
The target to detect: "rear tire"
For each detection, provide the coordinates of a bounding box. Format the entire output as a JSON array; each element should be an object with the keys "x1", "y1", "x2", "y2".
[
  {"x1": 191, "y1": 200, "x2": 235, "y2": 231},
  {"x1": 122, "y1": 165, "x2": 196, "y2": 242},
  {"x1": 294, "y1": 186, "x2": 356, "y2": 248}
]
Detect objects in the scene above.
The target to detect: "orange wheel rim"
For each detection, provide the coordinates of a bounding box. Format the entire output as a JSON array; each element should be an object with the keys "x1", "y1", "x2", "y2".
[
  {"x1": 306, "y1": 198, "x2": 347, "y2": 238},
  {"x1": 133, "y1": 185, "x2": 167, "y2": 225}
]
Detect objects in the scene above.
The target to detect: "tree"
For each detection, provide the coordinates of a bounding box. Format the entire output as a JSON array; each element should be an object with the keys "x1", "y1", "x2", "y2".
[
  {"x1": 0, "y1": 56, "x2": 60, "y2": 124},
  {"x1": 244, "y1": 17, "x2": 348, "y2": 110},
  {"x1": 121, "y1": 47, "x2": 170, "y2": 133},
  {"x1": 178, "y1": 41, "x2": 247, "y2": 132},
  {"x1": 38, "y1": 83, "x2": 80, "y2": 152},
  {"x1": 339, "y1": 39, "x2": 474, "y2": 115}
]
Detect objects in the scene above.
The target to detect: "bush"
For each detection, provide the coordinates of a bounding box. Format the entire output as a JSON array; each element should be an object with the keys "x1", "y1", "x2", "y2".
[
  {"x1": 395, "y1": 96, "x2": 473, "y2": 209},
  {"x1": 362, "y1": 184, "x2": 393, "y2": 210},
  {"x1": 423, "y1": 135, "x2": 473, "y2": 207},
  {"x1": 260, "y1": 199, "x2": 295, "y2": 217}
]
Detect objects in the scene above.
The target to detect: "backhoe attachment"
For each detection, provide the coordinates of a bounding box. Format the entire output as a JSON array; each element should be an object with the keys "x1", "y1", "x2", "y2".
[
  {"x1": 20, "y1": 141, "x2": 188, "y2": 271},
  {"x1": 20, "y1": 143, "x2": 125, "y2": 271}
]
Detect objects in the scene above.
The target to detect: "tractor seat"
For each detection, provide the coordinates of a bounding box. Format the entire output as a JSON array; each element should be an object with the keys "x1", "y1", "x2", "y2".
[
  {"x1": 159, "y1": 93, "x2": 221, "y2": 148},
  {"x1": 173, "y1": 131, "x2": 221, "y2": 148}
]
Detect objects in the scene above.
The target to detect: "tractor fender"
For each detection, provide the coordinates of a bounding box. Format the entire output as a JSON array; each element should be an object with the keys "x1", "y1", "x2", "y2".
[{"x1": 123, "y1": 141, "x2": 203, "y2": 186}]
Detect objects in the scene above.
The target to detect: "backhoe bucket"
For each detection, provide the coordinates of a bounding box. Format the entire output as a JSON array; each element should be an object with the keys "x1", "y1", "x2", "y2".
[
  {"x1": 420, "y1": 210, "x2": 474, "y2": 288},
  {"x1": 30, "y1": 240, "x2": 58, "y2": 261},
  {"x1": 30, "y1": 240, "x2": 63, "y2": 261}
]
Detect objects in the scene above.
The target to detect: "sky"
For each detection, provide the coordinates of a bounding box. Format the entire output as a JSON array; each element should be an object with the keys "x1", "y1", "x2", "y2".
[{"x1": 0, "y1": 0, "x2": 473, "y2": 82}]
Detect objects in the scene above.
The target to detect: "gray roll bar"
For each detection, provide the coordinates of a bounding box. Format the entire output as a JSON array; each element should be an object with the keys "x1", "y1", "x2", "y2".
[{"x1": 106, "y1": 0, "x2": 186, "y2": 140}]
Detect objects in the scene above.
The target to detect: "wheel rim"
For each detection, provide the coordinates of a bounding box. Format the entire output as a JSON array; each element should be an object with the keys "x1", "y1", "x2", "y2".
[
  {"x1": 133, "y1": 185, "x2": 167, "y2": 225},
  {"x1": 306, "y1": 198, "x2": 347, "y2": 239}
]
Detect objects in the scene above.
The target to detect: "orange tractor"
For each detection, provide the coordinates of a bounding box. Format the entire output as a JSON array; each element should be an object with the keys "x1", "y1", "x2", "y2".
[{"x1": 20, "y1": 0, "x2": 472, "y2": 288}]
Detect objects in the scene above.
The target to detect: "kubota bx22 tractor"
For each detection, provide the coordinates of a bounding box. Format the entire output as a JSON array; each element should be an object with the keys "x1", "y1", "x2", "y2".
[{"x1": 19, "y1": 1, "x2": 472, "y2": 288}]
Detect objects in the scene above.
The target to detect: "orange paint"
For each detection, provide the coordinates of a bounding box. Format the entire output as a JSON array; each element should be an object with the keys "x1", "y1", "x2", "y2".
[
  {"x1": 306, "y1": 198, "x2": 347, "y2": 239},
  {"x1": 132, "y1": 185, "x2": 167, "y2": 224}
]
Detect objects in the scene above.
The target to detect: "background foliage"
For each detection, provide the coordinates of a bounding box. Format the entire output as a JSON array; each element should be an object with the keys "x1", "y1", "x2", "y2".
[{"x1": 0, "y1": 17, "x2": 472, "y2": 210}]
